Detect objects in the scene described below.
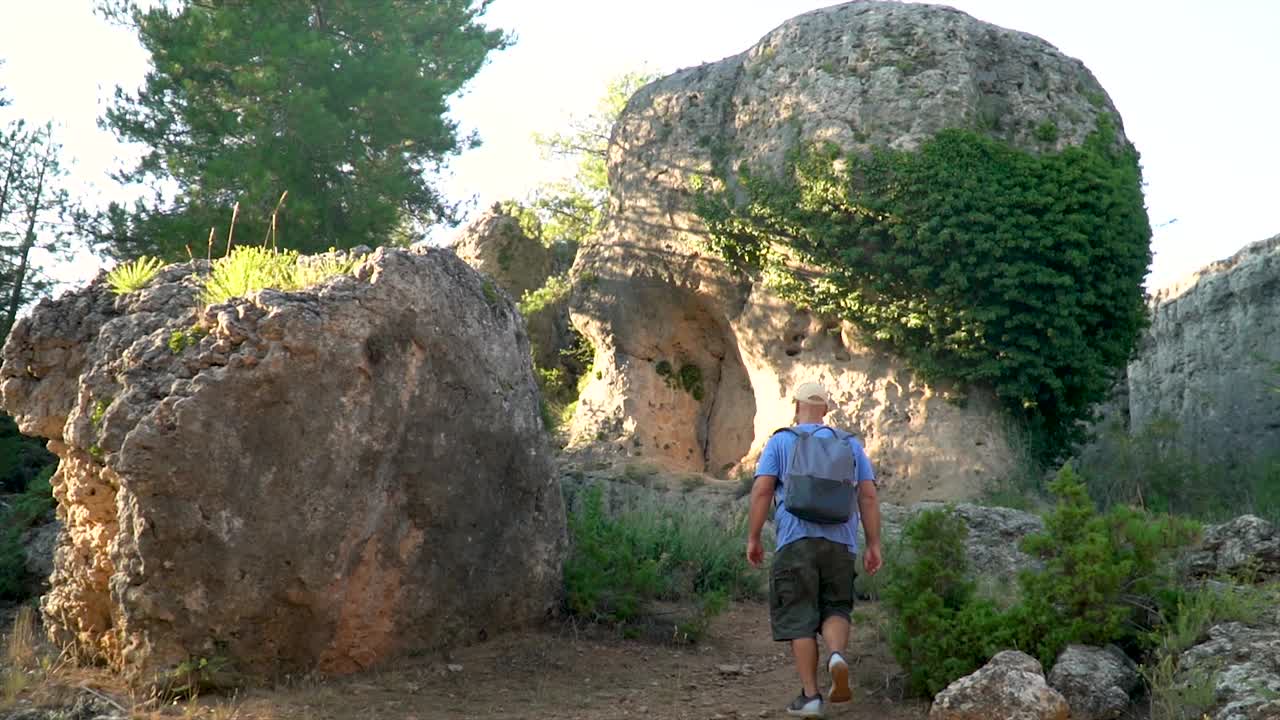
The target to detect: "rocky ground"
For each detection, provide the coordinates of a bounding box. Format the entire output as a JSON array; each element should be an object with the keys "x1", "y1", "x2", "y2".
[{"x1": 1, "y1": 601, "x2": 928, "y2": 720}]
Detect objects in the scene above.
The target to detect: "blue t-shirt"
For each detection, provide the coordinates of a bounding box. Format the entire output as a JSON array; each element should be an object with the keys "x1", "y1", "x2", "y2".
[{"x1": 755, "y1": 424, "x2": 876, "y2": 554}]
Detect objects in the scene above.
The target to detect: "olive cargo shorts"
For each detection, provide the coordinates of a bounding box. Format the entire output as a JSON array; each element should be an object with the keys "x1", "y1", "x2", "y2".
[{"x1": 769, "y1": 538, "x2": 857, "y2": 641}]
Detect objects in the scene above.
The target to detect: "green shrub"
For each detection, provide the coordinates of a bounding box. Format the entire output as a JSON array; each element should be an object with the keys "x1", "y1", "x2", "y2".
[
  {"x1": 883, "y1": 466, "x2": 1200, "y2": 697},
  {"x1": 695, "y1": 118, "x2": 1150, "y2": 462},
  {"x1": 564, "y1": 484, "x2": 761, "y2": 635},
  {"x1": 107, "y1": 255, "x2": 166, "y2": 295},
  {"x1": 882, "y1": 508, "x2": 1013, "y2": 696},
  {"x1": 1013, "y1": 464, "x2": 1199, "y2": 665}
]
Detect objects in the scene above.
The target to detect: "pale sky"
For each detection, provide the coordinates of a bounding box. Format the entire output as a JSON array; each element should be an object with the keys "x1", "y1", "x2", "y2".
[{"x1": 1, "y1": 0, "x2": 1277, "y2": 295}]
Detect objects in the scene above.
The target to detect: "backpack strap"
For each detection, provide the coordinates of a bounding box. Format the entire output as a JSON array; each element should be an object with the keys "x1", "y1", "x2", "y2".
[{"x1": 811, "y1": 425, "x2": 850, "y2": 440}]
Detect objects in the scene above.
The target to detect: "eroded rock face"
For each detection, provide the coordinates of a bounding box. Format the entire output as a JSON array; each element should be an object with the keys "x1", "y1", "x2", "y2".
[
  {"x1": 1047, "y1": 645, "x2": 1139, "y2": 720},
  {"x1": 1, "y1": 248, "x2": 566, "y2": 681},
  {"x1": 1127, "y1": 235, "x2": 1280, "y2": 466},
  {"x1": 569, "y1": 0, "x2": 1123, "y2": 499},
  {"x1": 929, "y1": 650, "x2": 1069, "y2": 720}
]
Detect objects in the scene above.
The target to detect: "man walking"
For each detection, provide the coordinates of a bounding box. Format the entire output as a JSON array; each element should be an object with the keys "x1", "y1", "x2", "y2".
[{"x1": 746, "y1": 381, "x2": 883, "y2": 717}]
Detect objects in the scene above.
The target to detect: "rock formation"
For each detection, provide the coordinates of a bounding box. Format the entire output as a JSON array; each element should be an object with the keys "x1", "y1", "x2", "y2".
[
  {"x1": 929, "y1": 650, "x2": 1069, "y2": 720},
  {"x1": 0, "y1": 248, "x2": 566, "y2": 682},
  {"x1": 568, "y1": 0, "x2": 1127, "y2": 500},
  {"x1": 1046, "y1": 645, "x2": 1139, "y2": 720},
  {"x1": 1186, "y1": 514, "x2": 1280, "y2": 580},
  {"x1": 447, "y1": 205, "x2": 583, "y2": 386},
  {"x1": 1177, "y1": 610, "x2": 1280, "y2": 720},
  {"x1": 1126, "y1": 234, "x2": 1280, "y2": 466},
  {"x1": 449, "y1": 204, "x2": 552, "y2": 303}
]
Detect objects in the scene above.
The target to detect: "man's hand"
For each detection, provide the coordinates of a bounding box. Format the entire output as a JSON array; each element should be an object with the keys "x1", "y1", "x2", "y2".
[
  {"x1": 747, "y1": 537, "x2": 765, "y2": 568},
  {"x1": 863, "y1": 542, "x2": 883, "y2": 576}
]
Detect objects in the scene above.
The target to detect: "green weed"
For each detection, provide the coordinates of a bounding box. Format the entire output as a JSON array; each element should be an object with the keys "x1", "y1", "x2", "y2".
[{"x1": 107, "y1": 255, "x2": 166, "y2": 295}]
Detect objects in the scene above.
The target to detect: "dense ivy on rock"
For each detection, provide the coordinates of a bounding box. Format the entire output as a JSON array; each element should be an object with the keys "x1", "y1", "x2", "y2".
[{"x1": 695, "y1": 120, "x2": 1150, "y2": 460}]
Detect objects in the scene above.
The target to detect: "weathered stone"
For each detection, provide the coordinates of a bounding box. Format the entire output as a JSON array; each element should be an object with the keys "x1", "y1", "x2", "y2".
[
  {"x1": 929, "y1": 650, "x2": 1069, "y2": 720},
  {"x1": 1126, "y1": 235, "x2": 1280, "y2": 467},
  {"x1": 1046, "y1": 645, "x2": 1139, "y2": 720},
  {"x1": 568, "y1": 0, "x2": 1124, "y2": 499},
  {"x1": 0, "y1": 247, "x2": 566, "y2": 682},
  {"x1": 1178, "y1": 615, "x2": 1280, "y2": 720},
  {"x1": 449, "y1": 203, "x2": 551, "y2": 303},
  {"x1": 1186, "y1": 515, "x2": 1280, "y2": 581}
]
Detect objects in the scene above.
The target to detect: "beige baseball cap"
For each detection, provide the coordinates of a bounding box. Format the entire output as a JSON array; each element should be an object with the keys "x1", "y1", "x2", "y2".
[{"x1": 792, "y1": 381, "x2": 832, "y2": 408}]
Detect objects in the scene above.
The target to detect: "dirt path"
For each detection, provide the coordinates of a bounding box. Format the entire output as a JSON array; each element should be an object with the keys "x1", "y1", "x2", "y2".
[
  {"x1": 3, "y1": 601, "x2": 929, "y2": 719},
  {"x1": 212, "y1": 601, "x2": 928, "y2": 720}
]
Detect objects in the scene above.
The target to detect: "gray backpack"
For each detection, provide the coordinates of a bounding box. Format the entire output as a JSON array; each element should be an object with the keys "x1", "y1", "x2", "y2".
[{"x1": 774, "y1": 426, "x2": 856, "y2": 524}]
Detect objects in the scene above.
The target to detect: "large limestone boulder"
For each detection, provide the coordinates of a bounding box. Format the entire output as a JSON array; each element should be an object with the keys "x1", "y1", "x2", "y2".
[
  {"x1": 1126, "y1": 235, "x2": 1280, "y2": 466},
  {"x1": 569, "y1": 0, "x2": 1125, "y2": 500},
  {"x1": 929, "y1": 650, "x2": 1069, "y2": 720},
  {"x1": 0, "y1": 248, "x2": 566, "y2": 682},
  {"x1": 1046, "y1": 645, "x2": 1139, "y2": 720}
]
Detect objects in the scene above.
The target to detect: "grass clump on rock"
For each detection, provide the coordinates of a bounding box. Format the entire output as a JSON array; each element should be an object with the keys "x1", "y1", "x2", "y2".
[
  {"x1": 106, "y1": 255, "x2": 167, "y2": 295},
  {"x1": 203, "y1": 246, "x2": 363, "y2": 305}
]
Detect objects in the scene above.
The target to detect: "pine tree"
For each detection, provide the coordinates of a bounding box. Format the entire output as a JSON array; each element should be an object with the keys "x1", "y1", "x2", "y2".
[{"x1": 93, "y1": 0, "x2": 509, "y2": 260}]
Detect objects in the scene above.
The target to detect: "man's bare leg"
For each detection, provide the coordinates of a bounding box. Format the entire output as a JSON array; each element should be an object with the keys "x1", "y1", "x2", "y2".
[
  {"x1": 790, "y1": 637, "x2": 820, "y2": 697},
  {"x1": 821, "y1": 616, "x2": 852, "y2": 702}
]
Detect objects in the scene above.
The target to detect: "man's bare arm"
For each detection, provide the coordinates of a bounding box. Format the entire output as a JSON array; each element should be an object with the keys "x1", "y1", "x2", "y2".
[
  {"x1": 858, "y1": 480, "x2": 883, "y2": 574},
  {"x1": 746, "y1": 475, "x2": 777, "y2": 567}
]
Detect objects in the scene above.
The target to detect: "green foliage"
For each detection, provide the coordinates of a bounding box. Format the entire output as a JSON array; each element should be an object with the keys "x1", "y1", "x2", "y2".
[
  {"x1": 564, "y1": 484, "x2": 761, "y2": 636},
  {"x1": 96, "y1": 0, "x2": 509, "y2": 260},
  {"x1": 528, "y1": 72, "x2": 655, "y2": 252},
  {"x1": 1142, "y1": 582, "x2": 1280, "y2": 720},
  {"x1": 90, "y1": 399, "x2": 109, "y2": 428},
  {"x1": 203, "y1": 246, "x2": 296, "y2": 304},
  {"x1": 0, "y1": 464, "x2": 55, "y2": 600},
  {"x1": 167, "y1": 325, "x2": 206, "y2": 354},
  {"x1": 882, "y1": 508, "x2": 1012, "y2": 696},
  {"x1": 695, "y1": 121, "x2": 1151, "y2": 462},
  {"x1": 1014, "y1": 464, "x2": 1199, "y2": 665},
  {"x1": 106, "y1": 255, "x2": 166, "y2": 295},
  {"x1": 518, "y1": 274, "x2": 572, "y2": 317},
  {"x1": 202, "y1": 246, "x2": 361, "y2": 305},
  {"x1": 0, "y1": 120, "x2": 76, "y2": 338},
  {"x1": 654, "y1": 360, "x2": 705, "y2": 401},
  {"x1": 1078, "y1": 416, "x2": 1280, "y2": 523},
  {"x1": 1034, "y1": 121, "x2": 1059, "y2": 143},
  {"x1": 0, "y1": 412, "x2": 55, "y2": 494},
  {"x1": 532, "y1": 330, "x2": 595, "y2": 434},
  {"x1": 480, "y1": 278, "x2": 500, "y2": 306},
  {"x1": 883, "y1": 466, "x2": 1200, "y2": 697}
]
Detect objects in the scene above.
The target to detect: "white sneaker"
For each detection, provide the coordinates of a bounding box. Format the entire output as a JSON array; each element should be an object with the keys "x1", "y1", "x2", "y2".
[
  {"x1": 785, "y1": 690, "x2": 824, "y2": 717},
  {"x1": 828, "y1": 653, "x2": 851, "y2": 704}
]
